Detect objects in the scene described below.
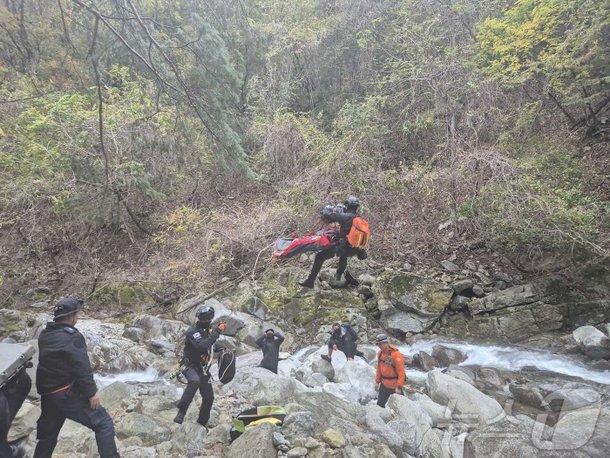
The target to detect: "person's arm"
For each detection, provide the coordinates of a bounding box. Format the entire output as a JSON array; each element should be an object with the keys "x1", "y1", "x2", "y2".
[
  {"x1": 255, "y1": 335, "x2": 265, "y2": 348},
  {"x1": 70, "y1": 333, "x2": 98, "y2": 400},
  {"x1": 374, "y1": 352, "x2": 381, "y2": 391},
  {"x1": 274, "y1": 332, "x2": 285, "y2": 345},
  {"x1": 348, "y1": 327, "x2": 358, "y2": 342}
]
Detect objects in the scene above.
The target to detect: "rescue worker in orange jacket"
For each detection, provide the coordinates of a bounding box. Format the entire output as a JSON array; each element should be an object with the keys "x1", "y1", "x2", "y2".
[{"x1": 374, "y1": 334, "x2": 407, "y2": 408}]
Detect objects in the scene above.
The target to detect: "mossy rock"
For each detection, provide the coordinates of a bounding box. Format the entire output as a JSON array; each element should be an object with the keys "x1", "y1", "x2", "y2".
[
  {"x1": 373, "y1": 269, "x2": 453, "y2": 316},
  {"x1": 90, "y1": 282, "x2": 152, "y2": 310}
]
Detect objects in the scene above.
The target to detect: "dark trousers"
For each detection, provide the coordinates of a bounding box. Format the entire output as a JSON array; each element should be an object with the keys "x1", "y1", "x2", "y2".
[
  {"x1": 33, "y1": 390, "x2": 117, "y2": 458},
  {"x1": 306, "y1": 245, "x2": 354, "y2": 283},
  {"x1": 0, "y1": 370, "x2": 31, "y2": 458},
  {"x1": 377, "y1": 383, "x2": 402, "y2": 408},
  {"x1": 176, "y1": 367, "x2": 214, "y2": 426}
]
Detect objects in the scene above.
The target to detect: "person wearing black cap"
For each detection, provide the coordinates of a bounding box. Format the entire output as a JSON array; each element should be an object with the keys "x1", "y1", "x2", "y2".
[
  {"x1": 255, "y1": 329, "x2": 285, "y2": 374},
  {"x1": 321, "y1": 322, "x2": 364, "y2": 362},
  {"x1": 298, "y1": 196, "x2": 367, "y2": 288},
  {"x1": 173, "y1": 305, "x2": 226, "y2": 426},
  {"x1": 34, "y1": 298, "x2": 119, "y2": 458}
]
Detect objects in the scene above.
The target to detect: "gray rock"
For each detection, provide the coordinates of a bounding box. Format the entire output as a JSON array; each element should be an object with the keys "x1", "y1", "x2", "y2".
[
  {"x1": 441, "y1": 260, "x2": 460, "y2": 272},
  {"x1": 171, "y1": 422, "x2": 208, "y2": 454},
  {"x1": 406, "y1": 392, "x2": 450, "y2": 428},
  {"x1": 228, "y1": 422, "x2": 276, "y2": 458},
  {"x1": 221, "y1": 366, "x2": 307, "y2": 404},
  {"x1": 7, "y1": 401, "x2": 39, "y2": 441},
  {"x1": 431, "y1": 345, "x2": 466, "y2": 367},
  {"x1": 427, "y1": 372, "x2": 505, "y2": 427},
  {"x1": 333, "y1": 359, "x2": 376, "y2": 403},
  {"x1": 322, "y1": 428, "x2": 345, "y2": 448},
  {"x1": 115, "y1": 412, "x2": 171, "y2": 445},
  {"x1": 364, "y1": 408, "x2": 403, "y2": 452},
  {"x1": 451, "y1": 279, "x2": 474, "y2": 294},
  {"x1": 418, "y1": 351, "x2": 439, "y2": 371},
  {"x1": 303, "y1": 372, "x2": 329, "y2": 388},
  {"x1": 100, "y1": 382, "x2": 134, "y2": 412},
  {"x1": 312, "y1": 356, "x2": 336, "y2": 381},
  {"x1": 464, "y1": 260, "x2": 477, "y2": 271},
  {"x1": 573, "y1": 326, "x2": 610, "y2": 359},
  {"x1": 471, "y1": 285, "x2": 485, "y2": 297},
  {"x1": 122, "y1": 327, "x2": 145, "y2": 343},
  {"x1": 358, "y1": 274, "x2": 377, "y2": 286},
  {"x1": 449, "y1": 295, "x2": 471, "y2": 312},
  {"x1": 287, "y1": 447, "x2": 308, "y2": 457},
  {"x1": 283, "y1": 411, "x2": 318, "y2": 439}
]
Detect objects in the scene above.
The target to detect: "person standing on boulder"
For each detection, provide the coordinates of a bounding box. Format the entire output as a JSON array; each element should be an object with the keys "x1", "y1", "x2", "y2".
[
  {"x1": 174, "y1": 305, "x2": 226, "y2": 426},
  {"x1": 34, "y1": 298, "x2": 119, "y2": 458},
  {"x1": 322, "y1": 322, "x2": 365, "y2": 362},
  {"x1": 255, "y1": 329, "x2": 285, "y2": 374},
  {"x1": 298, "y1": 196, "x2": 368, "y2": 288},
  {"x1": 374, "y1": 334, "x2": 407, "y2": 408}
]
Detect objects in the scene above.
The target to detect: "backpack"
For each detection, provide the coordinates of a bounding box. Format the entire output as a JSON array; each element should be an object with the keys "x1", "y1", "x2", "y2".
[
  {"x1": 230, "y1": 406, "x2": 287, "y2": 442},
  {"x1": 217, "y1": 350, "x2": 236, "y2": 384},
  {"x1": 346, "y1": 217, "x2": 370, "y2": 248}
]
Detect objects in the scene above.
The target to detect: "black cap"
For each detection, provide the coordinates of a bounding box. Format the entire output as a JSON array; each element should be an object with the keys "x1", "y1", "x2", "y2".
[
  {"x1": 53, "y1": 297, "x2": 84, "y2": 320},
  {"x1": 265, "y1": 328, "x2": 274, "y2": 333}
]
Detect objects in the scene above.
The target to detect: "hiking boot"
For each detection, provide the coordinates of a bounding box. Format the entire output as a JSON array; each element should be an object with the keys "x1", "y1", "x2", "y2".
[
  {"x1": 321, "y1": 355, "x2": 332, "y2": 362},
  {"x1": 196, "y1": 417, "x2": 209, "y2": 429},
  {"x1": 173, "y1": 410, "x2": 186, "y2": 424},
  {"x1": 298, "y1": 279, "x2": 314, "y2": 288}
]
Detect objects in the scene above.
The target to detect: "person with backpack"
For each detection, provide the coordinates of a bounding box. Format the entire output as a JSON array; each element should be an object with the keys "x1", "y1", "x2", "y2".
[
  {"x1": 173, "y1": 306, "x2": 226, "y2": 426},
  {"x1": 298, "y1": 196, "x2": 369, "y2": 288},
  {"x1": 322, "y1": 322, "x2": 364, "y2": 362},
  {"x1": 255, "y1": 329, "x2": 285, "y2": 374},
  {"x1": 374, "y1": 334, "x2": 410, "y2": 408}
]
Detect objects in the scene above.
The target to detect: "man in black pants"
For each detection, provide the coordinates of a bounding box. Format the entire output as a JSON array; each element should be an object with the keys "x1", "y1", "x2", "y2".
[
  {"x1": 321, "y1": 322, "x2": 364, "y2": 362},
  {"x1": 34, "y1": 298, "x2": 119, "y2": 458},
  {"x1": 174, "y1": 306, "x2": 225, "y2": 426},
  {"x1": 0, "y1": 356, "x2": 32, "y2": 458},
  {"x1": 298, "y1": 196, "x2": 366, "y2": 288},
  {"x1": 255, "y1": 329, "x2": 285, "y2": 374}
]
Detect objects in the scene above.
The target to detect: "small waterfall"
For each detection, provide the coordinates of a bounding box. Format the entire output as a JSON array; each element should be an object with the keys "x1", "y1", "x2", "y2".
[{"x1": 95, "y1": 366, "x2": 161, "y2": 389}]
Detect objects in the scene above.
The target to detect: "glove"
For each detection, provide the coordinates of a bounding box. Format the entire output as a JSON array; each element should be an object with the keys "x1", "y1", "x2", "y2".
[{"x1": 217, "y1": 322, "x2": 227, "y2": 332}]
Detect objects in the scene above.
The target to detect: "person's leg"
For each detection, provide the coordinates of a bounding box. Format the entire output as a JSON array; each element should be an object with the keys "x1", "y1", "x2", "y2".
[
  {"x1": 196, "y1": 373, "x2": 214, "y2": 427},
  {"x1": 59, "y1": 393, "x2": 117, "y2": 458},
  {"x1": 377, "y1": 384, "x2": 394, "y2": 408},
  {"x1": 175, "y1": 367, "x2": 201, "y2": 423},
  {"x1": 299, "y1": 249, "x2": 335, "y2": 287},
  {"x1": 33, "y1": 395, "x2": 66, "y2": 458}
]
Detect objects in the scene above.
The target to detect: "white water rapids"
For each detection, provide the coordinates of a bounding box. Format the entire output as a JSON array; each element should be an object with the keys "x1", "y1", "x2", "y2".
[
  {"x1": 94, "y1": 341, "x2": 610, "y2": 387},
  {"x1": 399, "y1": 340, "x2": 610, "y2": 385}
]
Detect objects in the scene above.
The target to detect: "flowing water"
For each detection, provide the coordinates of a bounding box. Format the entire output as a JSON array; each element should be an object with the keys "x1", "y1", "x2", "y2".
[{"x1": 399, "y1": 340, "x2": 610, "y2": 385}]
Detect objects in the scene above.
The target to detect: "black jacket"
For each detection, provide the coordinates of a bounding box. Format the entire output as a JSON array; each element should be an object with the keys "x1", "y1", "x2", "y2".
[
  {"x1": 255, "y1": 332, "x2": 284, "y2": 372},
  {"x1": 328, "y1": 325, "x2": 358, "y2": 350},
  {"x1": 182, "y1": 323, "x2": 220, "y2": 368},
  {"x1": 36, "y1": 322, "x2": 97, "y2": 398},
  {"x1": 321, "y1": 207, "x2": 357, "y2": 239}
]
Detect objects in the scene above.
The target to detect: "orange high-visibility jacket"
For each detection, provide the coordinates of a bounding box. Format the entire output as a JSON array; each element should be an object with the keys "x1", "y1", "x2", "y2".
[{"x1": 375, "y1": 345, "x2": 406, "y2": 389}]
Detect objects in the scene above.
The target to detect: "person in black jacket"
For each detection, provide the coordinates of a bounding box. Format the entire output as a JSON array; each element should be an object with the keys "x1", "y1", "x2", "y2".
[
  {"x1": 321, "y1": 322, "x2": 364, "y2": 362},
  {"x1": 33, "y1": 298, "x2": 119, "y2": 458},
  {"x1": 298, "y1": 196, "x2": 366, "y2": 288},
  {"x1": 255, "y1": 329, "x2": 285, "y2": 374},
  {"x1": 173, "y1": 306, "x2": 226, "y2": 426}
]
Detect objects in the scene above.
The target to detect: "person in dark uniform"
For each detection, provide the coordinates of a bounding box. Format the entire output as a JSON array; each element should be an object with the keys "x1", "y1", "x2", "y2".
[
  {"x1": 298, "y1": 196, "x2": 366, "y2": 288},
  {"x1": 33, "y1": 298, "x2": 119, "y2": 458},
  {"x1": 255, "y1": 329, "x2": 285, "y2": 374},
  {"x1": 321, "y1": 322, "x2": 364, "y2": 362},
  {"x1": 173, "y1": 306, "x2": 226, "y2": 426},
  {"x1": 0, "y1": 358, "x2": 31, "y2": 458}
]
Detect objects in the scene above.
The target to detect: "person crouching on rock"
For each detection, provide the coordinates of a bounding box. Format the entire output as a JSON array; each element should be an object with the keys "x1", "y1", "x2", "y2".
[
  {"x1": 174, "y1": 306, "x2": 226, "y2": 426},
  {"x1": 374, "y1": 334, "x2": 407, "y2": 408},
  {"x1": 256, "y1": 329, "x2": 285, "y2": 374},
  {"x1": 322, "y1": 322, "x2": 365, "y2": 362}
]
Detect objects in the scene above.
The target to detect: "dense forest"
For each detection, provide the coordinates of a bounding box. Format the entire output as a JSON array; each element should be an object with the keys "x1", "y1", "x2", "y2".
[{"x1": 1, "y1": 0, "x2": 608, "y2": 309}]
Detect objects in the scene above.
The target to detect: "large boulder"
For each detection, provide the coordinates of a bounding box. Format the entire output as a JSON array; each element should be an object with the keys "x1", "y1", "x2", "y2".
[
  {"x1": 7, "y1": 401, "x2": 39, "y2": 442},
  {"x1": 333, "y1": 359, "x2": 376, "y2": 403},
  {"x1": 373, "y1": 270, "x2": 453, "y2": 335},
  {"x1": 387, "y1": 395, "x2": 446, "y2": 458},
  {"x1": 228, "y1": 422, "x2": 277, "y2": 458},
  {"x1": 0, "y1": 309, "x2": 45, "y2": 342},
  {"x1": 431, "y1": 345, "x2": 467, "y2": 367},
  {"x1": 572, "y1": 326, "x2": 610, "y2": 360},
  {"x1": 220, "y1": 366, "x2": 308, "y2": 404},
  {"x1": 427, "y1": 372, "x2": 505, "y2": 427},
  {"x1": 115, "y1": 413, "x2": 171, "y2": 445},
  {"x1": 463, "y1": 416, "x2": 540, "y2": 458}
]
